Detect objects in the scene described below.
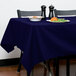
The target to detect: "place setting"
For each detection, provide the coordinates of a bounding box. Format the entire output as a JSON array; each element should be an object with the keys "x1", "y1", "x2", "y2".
[{"x1": 26, "y1": 5, "x2": 71, "y2": 24}]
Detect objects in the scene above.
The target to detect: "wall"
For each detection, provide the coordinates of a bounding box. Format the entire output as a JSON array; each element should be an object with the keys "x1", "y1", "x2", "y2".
[{"x1": 0, "y1": 0, "x2": 76, "y2": 59}]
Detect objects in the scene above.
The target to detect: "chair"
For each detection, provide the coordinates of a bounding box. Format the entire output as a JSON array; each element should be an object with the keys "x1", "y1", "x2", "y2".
[
  {"x1": 54, "y1": 9, "x2": 76, "y2": 76},
  {"x1": 54, "y1": 9, "x2": 76, "y2": 17},
  {"x1": 17, "y1": 9, "x2": 42, "y2": 73},
  {"x1": 17, "y1": 10, "x2": 42, "y2": 18}
]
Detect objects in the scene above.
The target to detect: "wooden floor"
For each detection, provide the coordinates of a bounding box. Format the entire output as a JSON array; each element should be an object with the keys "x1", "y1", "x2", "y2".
[
  {"x1": 0, "y1": 65, "x2": 27, "y2": 76},
  {"x1": 0, "y1": 64, "x2": 46, "y2": 76},
  {"x1": 0, "y1": 59, "x2": 76, "y2": 76}
]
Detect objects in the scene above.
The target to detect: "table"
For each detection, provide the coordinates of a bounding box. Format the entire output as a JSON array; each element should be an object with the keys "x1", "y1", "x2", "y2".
[{"x1": 1, "y1": 17, "x2": 76, "y2": 76}]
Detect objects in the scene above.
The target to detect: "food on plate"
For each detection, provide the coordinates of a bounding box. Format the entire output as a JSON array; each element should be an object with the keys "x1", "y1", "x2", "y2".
[
  {"x1": 32, "y1": 16, "x2": 38, "y2": 18},
  {"x1": 50, "y1": 17, "x2": 58, "y2": 21},
  {"x1": 29, "y1": 16, "x2": 42, "y2": 21},
  {"x1": 50, "y1": 17, "x2": 70, "y2": 22}
]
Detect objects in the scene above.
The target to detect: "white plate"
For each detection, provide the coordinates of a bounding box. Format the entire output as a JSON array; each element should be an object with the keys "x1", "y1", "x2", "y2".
[
  {"x1": 29, "y1": 18, "x2": 42, "y2": 21},
  {"x1": 29, "y1": 16, "x2": 43, "y2": 21},
  {"x1": 46, "y1": 20, "x2": 70, "y2": 23}
]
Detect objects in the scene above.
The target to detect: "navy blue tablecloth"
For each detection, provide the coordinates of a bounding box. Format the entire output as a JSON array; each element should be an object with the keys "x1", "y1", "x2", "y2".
[{"x1": 1, "y1": 17, "x2": 76, "y2": 75}]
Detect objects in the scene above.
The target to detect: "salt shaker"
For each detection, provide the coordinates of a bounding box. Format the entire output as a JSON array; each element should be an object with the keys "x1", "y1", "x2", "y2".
[
  {"x1": 49, "y1": 5, "x2": 55, "y2": 19},
  {"x1": 41, "y1": 5, "x2": 46, "y2": 19}
]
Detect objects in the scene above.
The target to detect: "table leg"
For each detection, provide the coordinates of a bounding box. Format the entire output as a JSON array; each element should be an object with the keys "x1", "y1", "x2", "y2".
[
  {"x1": 44, "y1": 67, "x2": 47, "y2": 76},
  {"x1": 17, "y1": 51, "x2": 23, "y2": 72},
  {"x1": 27, "y1": 69, "x2": 34, "y2": 76},
  {"x1": 44, "y1": 60, "x2": 52, "y2": 76},
  {"x1": 17, "y1": 62, "x2": 22, "y2": 72},
  {"x1": 66, "y1": 58, "x2": 70, "y2": 76},
  {"x1": 53, "y1": 58, "x2": 59, "y2": 76},
  {"x1": 31, "y1": 69, "x2": 34, "y2": 76},
  {"x1": 43, "y1": 61, "x2": 47, "y2": 76},
  {"x1": 27, "y1": 73, "x2": 30, "y2": 76},
  {"x1": 47, "y1": 61, "x2": 52, "y2": 76}
]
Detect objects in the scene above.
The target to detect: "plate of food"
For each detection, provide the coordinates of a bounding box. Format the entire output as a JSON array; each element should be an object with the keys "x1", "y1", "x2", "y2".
[
  {"x1": 28, "y1": 16, "x2": 43, "y2": 21},
  {"x1": 47, "y1": 17, "x2": 70, "y2": 23}
]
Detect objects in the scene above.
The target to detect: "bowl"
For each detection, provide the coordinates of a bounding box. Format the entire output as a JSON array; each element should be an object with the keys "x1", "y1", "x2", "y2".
[{"x1": 28, "y1": 16, "x2": 43, "y2": 21}]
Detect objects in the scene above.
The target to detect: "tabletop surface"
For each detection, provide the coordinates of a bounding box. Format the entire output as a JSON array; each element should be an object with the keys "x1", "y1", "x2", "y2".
[
  {"x1": 11, "y1": 17, "x2": 76, "y2": 25},
  {"x1": 1, "y1": 17, "x2": 76, "y2": 75}
]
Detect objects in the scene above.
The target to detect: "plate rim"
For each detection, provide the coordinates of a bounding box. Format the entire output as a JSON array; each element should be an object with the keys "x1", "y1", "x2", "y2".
[{"x1": 46, "y1": 19, "x2": 70, "y2": 23}]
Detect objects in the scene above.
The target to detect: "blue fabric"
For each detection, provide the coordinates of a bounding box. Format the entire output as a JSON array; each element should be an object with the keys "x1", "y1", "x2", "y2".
[{"x1": 1, "y1": 17, "x2": 76, "y2": 75}]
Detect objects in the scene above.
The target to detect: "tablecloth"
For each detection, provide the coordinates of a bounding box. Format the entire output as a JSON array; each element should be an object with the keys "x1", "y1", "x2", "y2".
[{"x1": 1, "y1": 17, "x2": 76, "y2": 75}]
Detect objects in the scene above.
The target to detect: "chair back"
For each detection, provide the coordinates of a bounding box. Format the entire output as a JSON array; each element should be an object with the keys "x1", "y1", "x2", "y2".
[
  {"x1": 17, "y1": 10, "x2": 41, "y2": 18},
  {"x1": 55, "y1": 9, "x2": 76, "y2": 17}
]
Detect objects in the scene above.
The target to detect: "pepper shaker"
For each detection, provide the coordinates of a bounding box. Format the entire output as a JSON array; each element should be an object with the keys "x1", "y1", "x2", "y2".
[
  {"x1": 49, "y1": 5, "x2": 55, "y2": 19},
  {"x1": 41, "y1": 5, "x2": 46, "y2": 19}
]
